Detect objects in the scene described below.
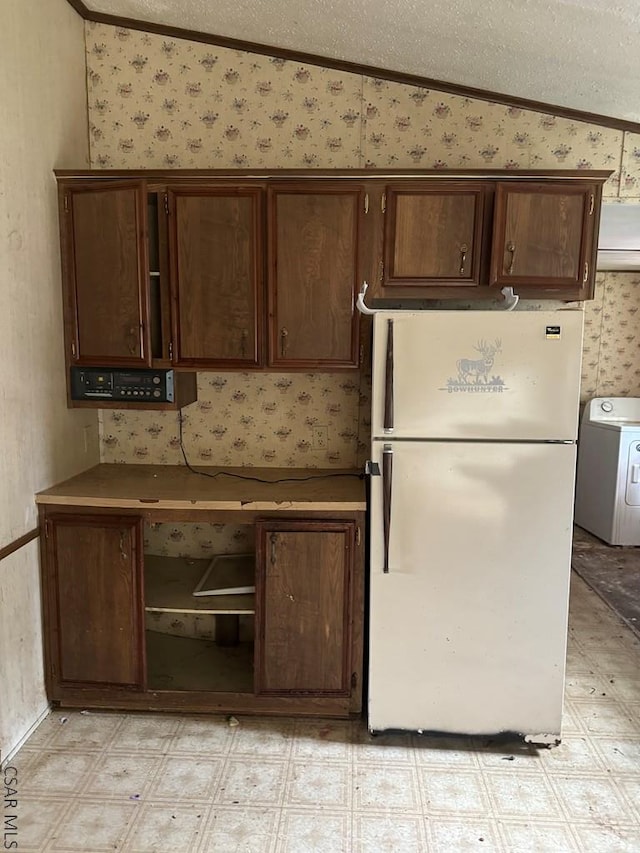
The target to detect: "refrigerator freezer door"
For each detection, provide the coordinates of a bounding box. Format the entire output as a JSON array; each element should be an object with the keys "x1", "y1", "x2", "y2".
[
  {"x1": 368, "y1": 439, "x2": 576, "y2": 738},
  {"x1": 372, "y1": 310, "x2": 583, "y2": 441}
]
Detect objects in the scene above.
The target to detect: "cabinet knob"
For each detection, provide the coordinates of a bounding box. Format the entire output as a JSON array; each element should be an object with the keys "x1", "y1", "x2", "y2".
[{"x1": 506, "y1": 242, "x2": 516, "y2": 275}]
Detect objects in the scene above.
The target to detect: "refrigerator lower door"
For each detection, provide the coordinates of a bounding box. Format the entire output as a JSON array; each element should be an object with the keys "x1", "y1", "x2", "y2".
[{"x1": 368, "y1": 439, "x2": 577, "y2": 742}]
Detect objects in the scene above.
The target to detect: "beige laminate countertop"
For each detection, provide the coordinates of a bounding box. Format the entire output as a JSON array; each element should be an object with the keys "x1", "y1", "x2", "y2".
[{"x1": 35, "y1": 464, "x2": 366, "y2": 511}]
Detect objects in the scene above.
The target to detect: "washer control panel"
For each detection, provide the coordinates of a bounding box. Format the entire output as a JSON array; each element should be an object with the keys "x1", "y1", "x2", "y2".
[
  {"x1": 583, "y1": 397, "x2": 640, "y2": 425},
  {"x1": 71, "y1": 367, "x2": 175, "y2": 402}
]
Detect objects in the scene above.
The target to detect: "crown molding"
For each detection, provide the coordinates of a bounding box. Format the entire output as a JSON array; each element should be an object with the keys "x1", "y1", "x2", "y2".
[
  {"x1": 66, "y1": 0, "x2": 640, "y2": 134},
  {"x1": 65, "y1": 0, "x2": 90, "y2": 15}
]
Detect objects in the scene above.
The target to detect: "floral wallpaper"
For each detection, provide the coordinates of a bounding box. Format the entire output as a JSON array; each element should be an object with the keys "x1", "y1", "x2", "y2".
[
  {"x1": 85, "y1": 21, "x2": 640, "y2": 471},
  {"x1": 86, "y1": 22, "x2": 363, "y2": 170},
  {"x1": 145, "y1": 520, "x2": 252, "y2": 559},
  {"x1": 99, "y1": 370, "x2": 366, "y2": 467},
  {"x1": 84, "y1": 22, "x2": 632, "y2": 191},
  {"x1": 361, "y1": 80, "x2": 623, "y2": 197},
  {"x1": 621, "y1": 133, "x2": 640, "y2": 197},
  {"x1": 582, "y1": 273, "x2": 640, "y2": 399}
]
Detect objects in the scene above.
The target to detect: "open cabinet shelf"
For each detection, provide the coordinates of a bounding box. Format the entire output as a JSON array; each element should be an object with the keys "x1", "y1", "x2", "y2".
[
  {"x1": 144, "y1": 550, "x2": 256, "y2": 692},
  {"x1": 144, "y1": 554, "x2": 255, "y2": 614}
]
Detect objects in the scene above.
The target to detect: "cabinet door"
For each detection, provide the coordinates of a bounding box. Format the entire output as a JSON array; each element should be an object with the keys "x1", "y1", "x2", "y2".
[
  {"x1": 490, "y1": 182, "x2": 598, "y2": 296},
  {"x1": 267, "y1": 184, "x2": 361, "y2": 368},
  {"x1": 383, "y1": 183, "x2": 489, "y2": 290},
  {"x1": 255, "y1": 520, "x2": 355, "y2": 696},
  {"x1": 44, "y1": 515, "x2": 145, "y2": 689},
  {"x1": 168, "y1": 187, "x2": 263, "y2": 368},
  {"x1": 61, "y1": 181, "x2": 151, "y2": 366}
]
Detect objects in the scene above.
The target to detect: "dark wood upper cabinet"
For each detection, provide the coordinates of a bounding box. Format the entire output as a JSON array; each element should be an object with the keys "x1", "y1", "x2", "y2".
[
  {"x1": 57, "y1": 172, "x2": 610, "y2": 373},
  {"x1": 490, "y1": 181, "x2": 600, "y2": 298},
  {"x1": 44, "y1": 514, "x2": 145, "y2": 689},
  {"x1": 61, "y1": 181, "x2": 151, "y2": 366},
  {"x1": 382, "y1": 183, "x2": 489, "y2": 290},
  {"x1": 267, "y1": 184, "x2": 362, "y2": 368},
  {"x1": 255, "y1": 519, "x2": 355, "y2": 696},
  {"x1": 168, "y1": 186, "x2": 263, "y2": 368}
]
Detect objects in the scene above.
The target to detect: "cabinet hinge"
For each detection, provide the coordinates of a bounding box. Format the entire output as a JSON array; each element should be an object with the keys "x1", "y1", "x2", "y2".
[
  {"x1": 381, "y1": 193, "x2": 386, "y2": 213},
  {"x1": 63, "y1": 194, "x2": 70, "y2": 213},
  {"x1": 589, "y1": 193, "x2": 594, "y2": 215},
  {"x1": 351, "y1": 672, "x2": 358, "y2": 688},
  {"x1": 379, "y1": 260, "x2": 384, "y2": 283},
  {"x1": 168, "y1": 340, "x2": 173, "y2": 360},
  {"x1": 164, "y1": 193, "x2": 169, "y2": 215},
  {"x1": 356, "y1": 526, "x2": 361, "y2": 546},
  {"x1": 71, "y1": 341, "x2": 77, "y2": 359},
  {"x1": 44, "y1": 519, "x2": 50, "y2": 539},
  {"x1": 584, "y1": 261, "x2": 589, "y2": 283},
  {"x1": 359, "y1": 345, "x2": 364, "y2": 367},
  {"x1": 364, "y1": 193, "x2": 369, "y2": 214}
]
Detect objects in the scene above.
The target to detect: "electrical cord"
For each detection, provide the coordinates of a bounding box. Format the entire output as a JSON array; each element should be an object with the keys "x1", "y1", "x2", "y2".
[{"x1": 177, "y1": 410, "x2": 364, "y2": 483}]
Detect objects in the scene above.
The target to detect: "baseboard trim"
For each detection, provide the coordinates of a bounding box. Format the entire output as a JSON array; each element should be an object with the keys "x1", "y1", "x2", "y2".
[{"x1": 1, "y1": 704, "x2": 52, "y2": 767}]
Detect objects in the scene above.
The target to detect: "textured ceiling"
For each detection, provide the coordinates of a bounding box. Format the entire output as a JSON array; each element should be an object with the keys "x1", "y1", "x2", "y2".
[{"x1": 83, "y1": 0, "x2": 640, "y2": 123}]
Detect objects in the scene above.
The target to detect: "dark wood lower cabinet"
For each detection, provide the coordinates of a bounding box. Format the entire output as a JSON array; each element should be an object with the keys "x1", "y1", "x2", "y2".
[
  {"x1": 39, "y1": 505, "x2": 364, "y2": 717},
  {"x1": 255, "y1": 520, "x2": 355, "y2": 696},
  {"x1": 42, "y1": 514, "x2": 145, "y2": 691}
]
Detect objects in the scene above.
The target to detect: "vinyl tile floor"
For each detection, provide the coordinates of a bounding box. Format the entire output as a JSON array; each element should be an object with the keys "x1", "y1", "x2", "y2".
[{"x1": 8, "y1": 574, "x2": 640, "y2": 852}]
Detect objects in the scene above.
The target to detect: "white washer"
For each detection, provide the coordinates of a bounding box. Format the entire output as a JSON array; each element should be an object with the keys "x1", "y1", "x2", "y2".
[{"x1": 574, "y1": 397, "x2": 640, "y2": 546}]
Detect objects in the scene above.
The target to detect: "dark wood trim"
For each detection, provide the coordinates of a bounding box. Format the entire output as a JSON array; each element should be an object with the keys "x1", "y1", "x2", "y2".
[
  {"x1": 69, "y1": 3, "x2": 639, "y2": 133},
  {"x1": 65, "y1": 0, "x2": 90, "y2": 16},
  {"x1": 47, "y1": 686, "x2": 355, "y2": 716},
  {"x1": 0, "y1": 527, "x2": 40, "y2": 563},
  {"x1": 55, "y1": 168, "x2": 614, "y2": 182}
]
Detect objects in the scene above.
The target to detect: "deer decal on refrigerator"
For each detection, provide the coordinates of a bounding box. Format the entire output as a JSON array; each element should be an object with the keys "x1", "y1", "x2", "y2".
[{"x1": 441, "y1": 338, "x2": 506, "y2": 393}]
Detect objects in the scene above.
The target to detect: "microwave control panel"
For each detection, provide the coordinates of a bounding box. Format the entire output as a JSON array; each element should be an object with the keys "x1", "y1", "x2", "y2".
[{"x1": 70, "y1": 367, "x2": 175, "y2": 402}]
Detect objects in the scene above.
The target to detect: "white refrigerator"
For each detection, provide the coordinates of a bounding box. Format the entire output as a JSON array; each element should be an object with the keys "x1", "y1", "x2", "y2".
[{"x1": 368, "y1": 310, "x2": 584, "y2": 745}]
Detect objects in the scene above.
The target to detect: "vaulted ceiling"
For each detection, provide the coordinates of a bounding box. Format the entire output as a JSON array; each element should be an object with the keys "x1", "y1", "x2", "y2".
[{"x1": 80, "y1": 0, "x2": 640, "y2": 127}]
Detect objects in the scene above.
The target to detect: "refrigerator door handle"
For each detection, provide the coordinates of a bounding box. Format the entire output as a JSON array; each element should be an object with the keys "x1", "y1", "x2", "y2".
[
  {"x1": 382, "y1": 444, "x2": 393, "y2": 573},
  {"x1": 384, "y1": 318, "x2": 394, "y2": 433}
]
